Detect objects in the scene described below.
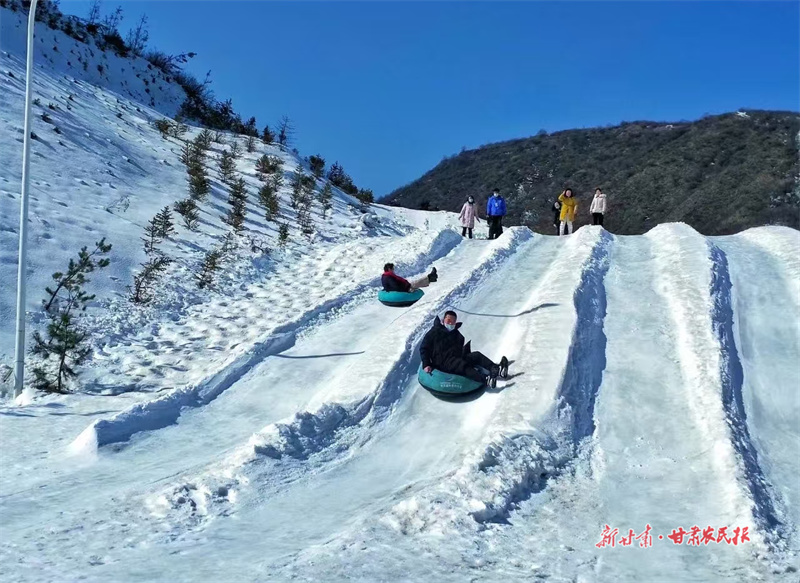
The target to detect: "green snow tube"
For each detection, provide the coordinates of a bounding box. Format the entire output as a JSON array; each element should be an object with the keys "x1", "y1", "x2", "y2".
[
  {"x1": 417, "y1": 365, "x2": 485, "y2": 396},
  {"x1": 378, "y1": 289, "x2": 424, "y2": 307}
]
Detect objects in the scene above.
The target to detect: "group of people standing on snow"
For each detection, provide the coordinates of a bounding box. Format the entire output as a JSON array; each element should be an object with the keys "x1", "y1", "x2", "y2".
[
  {"x1": 457, "y1": 187, "x2": 608, "y2": 238},
  {"x1": 457, "y1": 189, "x2": 507, "y2": 240},
  {"x1": 551, "y1": 187, "x2": 607, "y2": 235}
]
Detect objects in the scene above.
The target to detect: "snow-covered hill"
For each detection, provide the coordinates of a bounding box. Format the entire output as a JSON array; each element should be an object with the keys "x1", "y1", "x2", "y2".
[{"x1": 1, "y1": 7, "x2": 799, "y2": 583}]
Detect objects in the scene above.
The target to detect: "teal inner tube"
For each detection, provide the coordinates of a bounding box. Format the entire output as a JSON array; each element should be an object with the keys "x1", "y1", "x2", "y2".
[
  {"x1": 378, "y1": 289, "x2": 424, "y2": 307},
  {"x1": 417, "y1": 365, "x2": 485, "y2": 395}
]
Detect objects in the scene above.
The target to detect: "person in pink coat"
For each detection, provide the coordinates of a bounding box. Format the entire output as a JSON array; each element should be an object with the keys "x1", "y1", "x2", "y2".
[{"x1": 458, "y1": 196, "x2": 480, "y2": 238}]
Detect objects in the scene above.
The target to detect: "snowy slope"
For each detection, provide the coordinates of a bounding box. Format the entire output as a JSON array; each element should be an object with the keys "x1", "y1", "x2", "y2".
[
  {"x1": 1, "y1": 8, "x2": 799, "y2": 583},
  {"x1": 0, "y1": 6, "x2": 186, "y2": 115}
]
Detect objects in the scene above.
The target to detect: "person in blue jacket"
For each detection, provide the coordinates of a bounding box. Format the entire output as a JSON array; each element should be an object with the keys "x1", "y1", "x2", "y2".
[{"x1": 486, "y1": 189, "x2": 507, "y2": 240}]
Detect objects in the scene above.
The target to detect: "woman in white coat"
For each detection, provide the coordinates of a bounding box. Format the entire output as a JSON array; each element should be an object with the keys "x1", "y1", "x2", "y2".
[
  {"x1": 590, "y1": 187, "x2": 607, "y2": 226},
  {"x1": 458, "y1": 196, "x2": 480, "y2": 238}
]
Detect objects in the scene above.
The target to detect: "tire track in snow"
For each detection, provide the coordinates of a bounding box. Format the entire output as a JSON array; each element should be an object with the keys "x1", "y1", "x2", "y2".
[
  {"x1": 70, "y1": 229, "x2": 463, "y2": 450},
  {"x1": 149, "y1": 229, "x2": 534, "y2": 529},
  {"x1": 709, "y1": 242, "x2": 789, "y2": 551}
]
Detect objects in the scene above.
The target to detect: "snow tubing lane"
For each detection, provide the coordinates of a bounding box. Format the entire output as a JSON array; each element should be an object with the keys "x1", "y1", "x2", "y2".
[
  {"x1": 417, "y1": 365, "x2": 485, "y2": 395},
  {"x1": 471, "y1": 230, "x2": 613, "y2": 524},
  {"x1": 708, "y1": 243, "x2": 787, "y2": 550},
  {"x1": 378, "y1": 289, "x2": 425, "y2": 307}
]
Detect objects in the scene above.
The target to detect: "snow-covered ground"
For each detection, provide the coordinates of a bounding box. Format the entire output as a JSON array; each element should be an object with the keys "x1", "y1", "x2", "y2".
[{"x1": 1, "y1": 7, "x2": 799, "y2": 583}]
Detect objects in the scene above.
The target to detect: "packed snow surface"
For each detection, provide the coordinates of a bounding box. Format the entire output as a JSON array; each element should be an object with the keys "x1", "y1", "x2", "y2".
[{"x1": 1, "y1": 6, "x2": 799, "y2": 583}]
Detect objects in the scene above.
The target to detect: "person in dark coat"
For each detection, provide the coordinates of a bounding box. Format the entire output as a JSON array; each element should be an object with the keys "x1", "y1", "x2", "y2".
[
  {"x1": 420, "y1": 311, "x2": 508, "y2": 383},
  {"x1": 552, "y1": 200, "x2": 562, "y2": 235},
  {"x1": 486, "y1": 189, "x2": 508, "y2": 240},
  {"x1": 382, "y1": 263, "x2": 438, "y2": 292}
]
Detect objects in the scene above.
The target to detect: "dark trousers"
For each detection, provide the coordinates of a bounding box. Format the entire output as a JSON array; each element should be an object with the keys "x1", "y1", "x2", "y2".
[
  {"x1": 554, "y1": 220, "x2": 560, "y2": 235},
  {"x1": 592, "y1": 213, "x2": 604, "y2": 226},
  {"x1": 461, "y1": 227, "x2": 473, "y2": 238},
  {"x1": 487, "y1": 216, "x2": 503, "y2": 240},
  {"x1": 441, "y1": 351, "x2": 496, "y2": 383}
]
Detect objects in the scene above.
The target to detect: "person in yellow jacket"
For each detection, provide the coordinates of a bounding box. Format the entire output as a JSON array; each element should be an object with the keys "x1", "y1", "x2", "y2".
[{"x1": 558, "y1": 188, "x2": 578, "y2": 235}]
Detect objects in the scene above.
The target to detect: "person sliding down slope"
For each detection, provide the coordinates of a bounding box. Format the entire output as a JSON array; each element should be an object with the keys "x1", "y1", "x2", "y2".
[
  {"x1": 420, "y1": 310, "x2": 509, "y2": 388},
  {"x1": 382, "y1": 263, "x2": 438, "y2": 292}
]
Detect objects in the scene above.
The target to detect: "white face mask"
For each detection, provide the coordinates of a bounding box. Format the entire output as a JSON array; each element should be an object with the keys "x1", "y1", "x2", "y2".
[{"x1": 444, "y1": 323, "x2": 456, "y2": 332}]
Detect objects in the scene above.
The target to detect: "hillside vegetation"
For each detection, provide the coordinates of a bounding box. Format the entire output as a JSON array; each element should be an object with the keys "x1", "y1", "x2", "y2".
[{"x1": 386, "y1": 111, "x2": 800, "y2": 235}]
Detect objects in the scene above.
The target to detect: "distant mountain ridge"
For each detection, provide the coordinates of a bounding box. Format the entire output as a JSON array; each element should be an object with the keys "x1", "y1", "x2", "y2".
[{"x1": 385, "y1": 111, "x2": 800, "y2": 235}]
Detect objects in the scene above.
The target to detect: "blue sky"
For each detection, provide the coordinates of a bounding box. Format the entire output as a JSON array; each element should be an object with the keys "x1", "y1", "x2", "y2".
[{"x1": 59, "y1": 1, "x2": 799, "y2": 197}]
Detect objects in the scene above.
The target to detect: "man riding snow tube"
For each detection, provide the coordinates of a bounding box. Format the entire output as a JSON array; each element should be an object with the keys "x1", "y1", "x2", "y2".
[
  {"x1": 418, "y1": 311, "x2": 508, "y2": 395},
  {"x1": 379, "y1": 263, "x2": 437, "y2": 307}
]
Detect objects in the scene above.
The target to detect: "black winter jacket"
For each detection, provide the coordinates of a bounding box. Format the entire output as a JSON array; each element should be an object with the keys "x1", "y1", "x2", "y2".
[
  {"x1": 419, "y1": 317, "x2": 466, "y2": 370},
  {"x1": 382, "y1": 271, "x2": 412, "y2": 292}
]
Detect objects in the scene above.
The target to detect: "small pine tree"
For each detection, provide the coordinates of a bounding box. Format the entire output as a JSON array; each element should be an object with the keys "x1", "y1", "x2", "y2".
[
  {"x1": 195, "y1": 129, "x2": 213, "y2": 151},
  {"x1": 142, "y1": 216, "x2": 163, "y2": 255},
  {"x1": 258, "y1": 183, "x2": 280, "y2": 221},
  {"x1": 174, "y1": 198, "x2": 200, "y2": 230},
  {"x1": 229, "y1": 139, "x2": 242, "y2": 160},
  {"x1": 223, "y1": 178, "x2": 248, "y2": 232},
  {"x1": 196, "y1": 249, "x2": 222, "y2": 289},
  {"x1": 245, "y1": 134, "x2": 256, "y2": 153},
  {"x1": 318, "y1": 183, "x2": 333, "y2": 217},
  {"x1": 31, "y1": 311, "x2": 90, "y2": 394},
  {"x1": 154, "y1": 118, "x2": 173, "y2": 138},
  {"x1": 189, "y1": 170, "x2": 210, "y2": 201},
  {"x1": 171, "y1": 121, "x2": 189, "y2": 139},
  {"x1": 42, "y1": 239, "x2": 112, "y2": 313},
  {"x1": 278, "y1": 223, "x2": 290, "y2": 249},
  {"x1": 213, "y1": 131, "x2": 225, "y2": 144},
  {"x1": 308, "y1": 155, "x2": 325, "y2": 179},
  {"x1": 356, "y1": 188, "x2": 374, "y2": 205},
  {"x1": 262, "y1": 125, "x2": 274, "y2": 144},
  {"x1": 180, "y1": 142, "x2": 197, "y2": 166},
  {"x1": 130, "y1": 256, "x2": 172, "y2": 304},
  {"x1": 228, "y1": 177, "x2": 248, "y2": 205},
  {"x1": 154, "y1": 206, "x2": 176, "y2": 238},
  {"x1": 255, "y1": 154, "x2": 272, "y2": 181},
  {"x1": 32, "y1": 239, "x2": 112, "y2": 393},
  {"x1": 289, "y1": 167, "x2": 305, "y2": 209},
  {"x1": 255, "y1": 155, "x2": 281, "y2": 179},
  {"x1": 269, "y1": 172, "x2": 284, "y2": 191},
  {"x1": 218, "y1": 150, "x2": 236, "y2": 184},
  {"x1": 181, "y1": 140, "x2": 206, "y2": 167},
  {"x1": 327, "y1": 161, "x2": 345, "y2": 185},
  {"x1": 297, "y1": 198, "x2": 314, "y2": 235}
]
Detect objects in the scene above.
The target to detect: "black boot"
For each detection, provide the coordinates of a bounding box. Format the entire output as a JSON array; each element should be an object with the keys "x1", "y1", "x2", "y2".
[
  {"x1": 488, "y1": 364, "x2": 500, "y2": 388},
  {"x1": 499, "y1": 356, "x2": 509, "y2": 379},
  {"x1": 428, "y1": 267, "x2": 438, "y2": 283}
]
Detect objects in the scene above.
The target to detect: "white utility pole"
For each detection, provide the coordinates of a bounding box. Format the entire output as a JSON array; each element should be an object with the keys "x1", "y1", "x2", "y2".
[{"x1": 13, "y1": 0, "x2": 39, "y2": 398}]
